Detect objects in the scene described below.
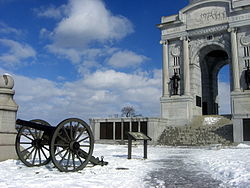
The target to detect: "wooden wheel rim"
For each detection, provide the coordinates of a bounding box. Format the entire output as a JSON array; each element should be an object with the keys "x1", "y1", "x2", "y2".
[
  {"x1": 50, "y1": 118, "x2": 94, "y2": 172},
  {"x1": 15, "y1": 119, "x2": 51, "y2": 167}
]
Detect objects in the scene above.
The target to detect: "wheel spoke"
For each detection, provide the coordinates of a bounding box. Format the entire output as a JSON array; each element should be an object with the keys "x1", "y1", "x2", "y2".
[
  {"x1": 54, "y1": 143, "x2": 68, "y2": 147},
  {"x1": 76, "y1": 153, "x2": 83, "y2": 165},
  {"x1": 32, "y1": 149, "x2": 38, "y2": 165},
  {"x1": 50, "y1": 118, "x2": 93, "y2": 171},
  {"x1": 62, "y1": 127, "x2": 71, "y2": 142},
  {"x1": 21, "y1": 133, "x2": 34, "y2": 141},
  {"x1": 66, "y1": 151, "x2": 71, "y2": 170},
  {"x1": 75, "y1": 127, "x2": 86, "y2": 141},
  {"x1": 78, "y1": 136, "x2": 89, "y2": 143},
  {"x1": 25, "y1": 147, "x2": 35, "y2": 160},
  {"x1": 38, "y1": 149, "x2": 42, "y2": 164},
  {"x1": 72, "y1": 152, "x2": 76, "y2": 169},
  {"x1": 41, "y1": 145, "x2": 50, "y2": 151},
  {"x1": 27, "y1": 128, "x2": 36, "y2": 139},
  {"x1": 80, "y1": 144, "x2": 90, "y2": 147},
  {"x1": 55, "y1": 147, "x2": 68, "y2": 157},
  {"x1": 58, "y1": 134, "x2": 69, "y2": 144},
  {"x1": 40, "y1": 147, "x2": 49, "y2": 160},
  {"x1": 73, "y1": 122, "x2": 80, "y2": 139},
  {"x1": 59, "y1": 150, "x2": 69, "y2": 165},
  {"x1": 21, "y1": 145, "x2": 33, "y2": 154},
  {"x1": 20, "y1": 142, "x2": 32, "y2": 144}
]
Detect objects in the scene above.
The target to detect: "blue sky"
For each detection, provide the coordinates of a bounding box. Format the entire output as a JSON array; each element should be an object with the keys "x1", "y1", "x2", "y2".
[{"x1": 0, "y1": 0, "x2": 230, "y2": 124}]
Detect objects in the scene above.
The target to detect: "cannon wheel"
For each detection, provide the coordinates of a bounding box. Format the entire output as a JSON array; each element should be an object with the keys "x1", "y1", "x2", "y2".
[
  {"x1": 15, "y1": 119, "x2": 52, "y2": 167},
  {"x1": 50, "y1": 118, "x2": 94, "y2": 172}
]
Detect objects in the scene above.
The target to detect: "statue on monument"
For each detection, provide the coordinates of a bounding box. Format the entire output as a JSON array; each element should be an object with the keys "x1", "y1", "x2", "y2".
[
  {"x1": 170, "y1": 72, "x2": 180, "y2": 95},
  {"x1": 245, "y1": 66, "x2": 250, "y2": 90}
]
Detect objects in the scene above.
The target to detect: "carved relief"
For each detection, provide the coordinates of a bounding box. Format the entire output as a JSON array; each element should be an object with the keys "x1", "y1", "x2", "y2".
[
  {"x1": 186, "y1": 6, "x2": 228, "y2": 30},
  {"x1": 188, "y1": 25, "x2": 228, "y2": 36},
  {"x1": 189, "y1": 33, "x2": 230, "y2": 66},
  {"x1": 240, "y1": 35, "x2": 250, "y2": 46},
  {"x1": 171, "y1": 46, "x2": 181, "y2": 57},
  {"x1": 199, "y1": 9, "x2": 226, "y2": 23},
  {"x1": 189, "y1": 37, "x2": 205, "y2": 61}
]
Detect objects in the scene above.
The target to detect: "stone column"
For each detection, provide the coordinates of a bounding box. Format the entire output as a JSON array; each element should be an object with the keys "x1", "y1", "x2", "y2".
[
  {"x1": 129, "y1": 119, "x2": 132, "y2": 132},
  {"x1": 229, "y1": 27, "x2": 241, "y2": 92},
  {"x1": 0, "y1": 74, "x2": 18, "y2": 161},
  {"x1": 182, "y1": 36, "x2": 190, "y2": 96},
  {"x1": 138, "y1": 119, "x2": 141, "y2": 132},
  {"x1": 121, "y1": 119, "x2": 124, "y2": 143},
  {"x1": 113, "y1": 122, "x2": 115, "y2": 141},
  {"x1": 161, "y1": 40, "x2": 169, "y2": 96}
]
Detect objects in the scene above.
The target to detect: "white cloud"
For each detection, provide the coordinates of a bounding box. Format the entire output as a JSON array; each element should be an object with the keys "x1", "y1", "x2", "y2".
[
  {"x1": 0, "y1": 22, "x2": 21, "y2": 35},
  {"x1": 34, "y1": 5, "x2": 67, "y2": 19},
  {"x1": 45, "y1": 0, "x2": 133, "y2": 64},
  {"x1": 51, "y1": 0, "x2": 133, "y2": 48},
  {"x1": 218, "y1": 81, "x2": 231, "y2": 114},
  {"x1": 46, "y1": 46, "x2": 82, "y2": 63},
  {"x1": 0, "y1": 39, "x2": 36, "y2": 67},
  {"x1": 107, "y1": 50, "x2": 149, "y2": 68},
  {"x1": 0, "y1": 68, "x2": 161, "y2": 124}
]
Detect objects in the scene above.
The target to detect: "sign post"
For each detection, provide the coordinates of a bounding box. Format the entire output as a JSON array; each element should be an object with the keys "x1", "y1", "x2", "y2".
[{"x1": 127, "y1": 132, "x2": 152, "y2": 159}]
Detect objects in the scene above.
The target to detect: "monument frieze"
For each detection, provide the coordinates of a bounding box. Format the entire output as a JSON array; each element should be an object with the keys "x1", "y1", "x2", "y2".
[
  {"x1": 188, "y1": 24, "x2": 228, "y2": 36},
  {"x1": 186, "y1": 6, "x2": 228, "y2": 30}
]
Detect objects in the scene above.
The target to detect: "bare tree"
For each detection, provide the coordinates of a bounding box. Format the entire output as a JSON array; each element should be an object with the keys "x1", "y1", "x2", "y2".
[{"x1": 121, "y1": 106, "x2": 135, "y2": 117}]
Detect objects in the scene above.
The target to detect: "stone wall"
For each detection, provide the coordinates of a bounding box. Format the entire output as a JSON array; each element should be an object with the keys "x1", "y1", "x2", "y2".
[{"x1": 158, "y1": 124, "x2": 233, "y2": 146}]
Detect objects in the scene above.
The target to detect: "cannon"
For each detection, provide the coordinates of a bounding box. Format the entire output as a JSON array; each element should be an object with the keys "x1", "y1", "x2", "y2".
[{"x1": 15, "y1": 118, "x2": 108, "y2": 172}]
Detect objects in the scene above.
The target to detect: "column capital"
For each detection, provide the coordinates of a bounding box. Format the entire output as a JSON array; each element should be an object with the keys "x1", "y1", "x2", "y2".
[
  {"x1": 160, "y1": 40, "x2": 168, "y2": 45},
  {"x1": 180, "y1": 36, "x2": 190, "y2": 41},
  {"x1": 228, "y1": 27, "x2": 237, "y2": 33}
]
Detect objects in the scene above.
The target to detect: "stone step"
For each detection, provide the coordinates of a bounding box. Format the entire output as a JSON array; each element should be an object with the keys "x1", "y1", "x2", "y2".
[{"x1": 158, "y1": 124, "x2": 233, "y2": 146}]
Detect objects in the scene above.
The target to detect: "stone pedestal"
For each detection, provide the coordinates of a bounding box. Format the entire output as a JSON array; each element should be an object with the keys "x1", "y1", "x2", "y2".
[
  {"x1": 231, "y1": 91, "x2": 250, "y2": 143},
  {"x1": 160, "y1": 96, "x2": 193, "y2": 126},
  {"x1": 0, "y1": 74, "x2": 18, "y2": 161}
]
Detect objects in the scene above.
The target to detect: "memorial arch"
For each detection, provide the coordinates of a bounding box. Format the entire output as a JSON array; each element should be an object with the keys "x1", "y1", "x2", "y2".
[
  {"x1": 158, "y1": 0, "x2": 250, "y2": 142},
  {"x1": 195, "y1": 43, "x2": 230, "y2": 115}
]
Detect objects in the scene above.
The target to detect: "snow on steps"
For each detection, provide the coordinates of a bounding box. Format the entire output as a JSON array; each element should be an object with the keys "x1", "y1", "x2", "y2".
[{"x1": 158, "y1": 115, "x2": 233, "y2": 146}]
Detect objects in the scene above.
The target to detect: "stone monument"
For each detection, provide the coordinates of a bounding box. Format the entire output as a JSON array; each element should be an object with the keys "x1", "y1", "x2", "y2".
[
  {"x1": 0, "y1": 74, "x2": 18, "y2": 161},
  {"x1": 158, "y1": 0, "x2": 250, "y2": 142}
]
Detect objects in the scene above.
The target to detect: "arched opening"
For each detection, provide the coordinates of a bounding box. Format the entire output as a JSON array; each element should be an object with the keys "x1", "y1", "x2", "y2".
[
  {"x1": 218, "y1": 64, "x2": 231, "y2": 115},
  {"x1": 200, "y1": 48, "x2": 229, "y2": 115}
]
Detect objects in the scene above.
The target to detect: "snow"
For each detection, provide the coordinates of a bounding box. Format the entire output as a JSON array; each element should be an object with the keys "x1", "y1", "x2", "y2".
[
  {"x1": 193, "y1": 146, "x2": 250, "y2": 188},
  {"x1": 203, "y1": 117, "x2": 221, "y2": 125},
  {"x1": 0, "y1": 144, "x2": 250, "y2": 187},
  {"x1": 237, "y1": 143, "x2": 250, "y2": 148}
]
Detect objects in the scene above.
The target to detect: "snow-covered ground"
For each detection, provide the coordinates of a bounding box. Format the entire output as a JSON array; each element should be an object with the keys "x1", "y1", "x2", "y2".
[{"x1": 0, "y1": 144, "x2": 249, "y2": 188}]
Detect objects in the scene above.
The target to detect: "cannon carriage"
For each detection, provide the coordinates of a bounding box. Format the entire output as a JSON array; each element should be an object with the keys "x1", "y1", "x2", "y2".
[{"x1": 15, "y1": 118, "x2": 107, "y2": 172}]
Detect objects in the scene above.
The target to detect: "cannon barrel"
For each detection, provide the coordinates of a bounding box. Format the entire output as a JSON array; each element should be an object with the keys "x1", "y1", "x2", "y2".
[{"x1": 16, "y1": 119, "x2": 55, "y2": 132}]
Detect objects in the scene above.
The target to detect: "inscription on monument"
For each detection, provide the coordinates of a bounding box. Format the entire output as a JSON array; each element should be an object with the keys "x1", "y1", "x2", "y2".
[
  {"x1": 199, "y1": 9, "x2": 226, "y2": 22},
  {"x1": 187, "y1": 7, "x2": 228, "y2": 29}
]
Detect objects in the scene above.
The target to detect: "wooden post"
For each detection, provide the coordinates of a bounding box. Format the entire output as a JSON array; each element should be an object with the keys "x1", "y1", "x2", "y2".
[
  {"x1": 127, "y1": 132, "x2": 151, "y2": 160},
  {"x1": 143, "y1": 140, "x2": 148, "y2": 159},
  {"x1": 128, "y1": 136, "x2": 132, "y2": 159},
  {"x1": 113, "y1": 122, "x2": 115, "y2": 141}
]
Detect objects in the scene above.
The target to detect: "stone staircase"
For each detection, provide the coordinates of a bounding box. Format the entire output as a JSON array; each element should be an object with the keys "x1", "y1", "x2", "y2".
[{"x1": 158, "y1": 124, "x2": 233, "y2": 146}]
